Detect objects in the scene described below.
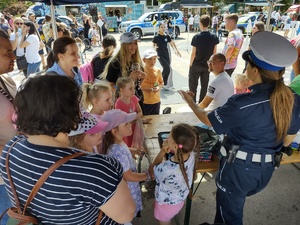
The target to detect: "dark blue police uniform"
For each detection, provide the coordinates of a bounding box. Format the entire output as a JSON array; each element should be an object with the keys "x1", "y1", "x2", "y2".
[{"x1": 207, "y1": 82, "x2": 300, "y2": 225}]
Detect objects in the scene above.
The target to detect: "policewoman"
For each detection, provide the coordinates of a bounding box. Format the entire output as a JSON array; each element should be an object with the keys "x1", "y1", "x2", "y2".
[{"x1": 179, "y1": 31, "x2": 300, "y2": 225}]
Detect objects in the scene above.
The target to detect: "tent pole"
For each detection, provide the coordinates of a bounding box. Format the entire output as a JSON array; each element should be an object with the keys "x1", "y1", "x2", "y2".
[{"x1": 50, "y1": 0, "x2": 58, "y2": 40}]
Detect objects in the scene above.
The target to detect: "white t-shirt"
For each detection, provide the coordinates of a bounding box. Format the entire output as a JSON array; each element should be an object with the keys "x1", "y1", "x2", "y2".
[
  {"x1": 206, "y1": 71, "x2": 234, "y2": 111},
  {"x1": 10, "y1": 33, "x2": 25, "y2": 57},
  {"x1": 25, "y1": 34, "x2": 41, "y2": 63}
]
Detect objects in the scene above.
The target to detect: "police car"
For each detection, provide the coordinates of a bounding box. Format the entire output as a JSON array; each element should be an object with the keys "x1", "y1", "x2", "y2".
[{"x1": 120, "y1": 10, "x2": 185, "y2": 39}]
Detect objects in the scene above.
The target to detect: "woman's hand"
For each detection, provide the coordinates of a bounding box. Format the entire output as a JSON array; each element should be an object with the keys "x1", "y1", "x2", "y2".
[
  {"x1": 178, "y1": 90, "x2": 195, "y2": 105},
  {"x1": 142, "y1": 117, "x2": 152, "y2": 124},
  {"x1": 176, "y1": 50, "x2": 181, "y2": 57}
]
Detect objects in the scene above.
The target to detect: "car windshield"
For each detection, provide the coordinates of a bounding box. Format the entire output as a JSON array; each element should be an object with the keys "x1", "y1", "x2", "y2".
[{"x1": 138, "y1": 13, "x2": 152, "y2": 21}]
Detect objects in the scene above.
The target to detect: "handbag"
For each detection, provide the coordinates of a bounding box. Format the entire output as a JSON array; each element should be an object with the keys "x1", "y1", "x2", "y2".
[
  {"x1": 0, "y1": 139, "x2": 103, "y2": 225},
  {"x1": 16, "y1": 55, "x2": 28, "y2": 71},
  {"x1": 80, "y1": 60, "x2": 94, "y2": 83}
]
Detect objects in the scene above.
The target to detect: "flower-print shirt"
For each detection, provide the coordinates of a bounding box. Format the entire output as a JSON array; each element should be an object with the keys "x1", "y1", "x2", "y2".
[
  {"x1": 107, "y1": 143, "x2": 143, "y2": 215},
  {"x1": 154, "y1": 152, "x2": 195, "y2": 205}
]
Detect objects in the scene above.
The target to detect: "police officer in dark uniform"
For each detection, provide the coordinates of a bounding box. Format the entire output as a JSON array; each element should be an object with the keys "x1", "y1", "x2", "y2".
[{"x1": 179, "y1": 31, "x2": 300, "y2": 225}]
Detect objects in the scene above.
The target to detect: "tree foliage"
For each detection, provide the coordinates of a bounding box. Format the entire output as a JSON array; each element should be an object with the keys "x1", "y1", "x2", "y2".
[{"x1": 0, "y1": 1, "x2": 33, "y2": 15}]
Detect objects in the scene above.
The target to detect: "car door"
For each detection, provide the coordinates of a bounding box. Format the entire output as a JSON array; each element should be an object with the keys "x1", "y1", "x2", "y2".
[{"x1": 143, "y1": 13, "x2": 156, "y2": 35}]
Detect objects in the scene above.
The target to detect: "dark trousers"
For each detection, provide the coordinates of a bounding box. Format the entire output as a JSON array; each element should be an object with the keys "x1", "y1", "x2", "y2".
[
  {"x1": 157, "y1": 49, "x2": 171, "y2": 85},
  {"x1": 143, "y1": 102, "x2": 161, "y2": 115},
  {"x1": 214, "y1": 156, "x2": 275, "y2": 225},
  {"x1": 188, "y1": 64, "x2": 210, "y2": 103},
  {"x1": 225, "y1": 68, "x2": 235, "y2": 77}
]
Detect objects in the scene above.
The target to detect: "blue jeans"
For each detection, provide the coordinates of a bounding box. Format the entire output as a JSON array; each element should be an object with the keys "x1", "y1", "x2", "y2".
[
  {"x1": 0, "y1": 184, "x2": 12, "y2": 225},
  {"x1": 27, "y1": 61, "x2": 41, "y2": 77}
]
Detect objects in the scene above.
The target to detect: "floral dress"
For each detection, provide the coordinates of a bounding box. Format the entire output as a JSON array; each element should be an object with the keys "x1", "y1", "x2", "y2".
[
  {"x1": 154, "y1": 152, "x2": 195, "y2": 205},
  {"x1": 107, "y1": 143, "x2": 143, "y2": 215}
]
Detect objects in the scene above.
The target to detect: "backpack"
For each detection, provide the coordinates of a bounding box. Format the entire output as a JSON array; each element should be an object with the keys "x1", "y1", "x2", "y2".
[{"x1": 80, "y1": 59, "x2": 94, "y2": 83}]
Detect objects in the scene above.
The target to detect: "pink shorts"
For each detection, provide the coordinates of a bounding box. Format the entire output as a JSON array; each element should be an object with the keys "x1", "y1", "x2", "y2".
[{"x1": 154, "y1": 201, "x2": 184, "y2": 222}]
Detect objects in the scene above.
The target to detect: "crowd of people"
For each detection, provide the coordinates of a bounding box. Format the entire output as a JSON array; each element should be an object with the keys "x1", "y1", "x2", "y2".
[{"x1": 1, "y1": 7, "x2": 300, "y2": 225}]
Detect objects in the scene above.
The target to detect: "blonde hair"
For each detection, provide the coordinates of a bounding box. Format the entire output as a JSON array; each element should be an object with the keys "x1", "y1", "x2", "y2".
[
  {"x1": 13, "y1": 17, "x2": 23, "y2": 32},
  {"x1": 256, "y1": 67, "x2": 294, "y2": 141},
  {"x1": 101, "y1": 41, "x2": 143, "y2": 79},
  {"x1": 115, "y1": 77, "x2": 134, "y2": 100},
  {"x1": 81, "y1": 81, "x2": 111, "y2": 110},
  {"x1": 234, "y1": 74, "x2": 250, "y2": 87}
]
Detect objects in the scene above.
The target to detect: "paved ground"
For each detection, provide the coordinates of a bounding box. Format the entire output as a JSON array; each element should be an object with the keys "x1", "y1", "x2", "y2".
[{"x1": 8, "y1": 29, "x2": 300, "y2": 225}]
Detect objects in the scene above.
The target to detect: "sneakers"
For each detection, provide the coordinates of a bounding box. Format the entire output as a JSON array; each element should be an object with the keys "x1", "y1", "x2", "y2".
[{"x1": 162, "y1": 85, "x2": 175, "y2": 91}]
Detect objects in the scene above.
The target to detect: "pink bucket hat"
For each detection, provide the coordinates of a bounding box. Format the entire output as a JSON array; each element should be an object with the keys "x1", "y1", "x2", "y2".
[
  {"x1": 69, "y1": 111, "x2": 108, "y2": 136},
  {"x1": 101, "y1": 109, "x2": 137, "y2": 132}
]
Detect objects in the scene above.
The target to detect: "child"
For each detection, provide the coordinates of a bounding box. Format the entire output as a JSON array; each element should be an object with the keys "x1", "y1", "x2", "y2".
[
  {"x1": 69, "y1": 111, "x2": 108, "y2": 153},
  {"x1": 234, "y1": 74, "x2": 252, "y2": 94},
  {"x1": 141, "y1": 49, "x2": 164, "y2": 115},
  {"x1": 115, "y1": 77, "x2": 143, "y2": 147},
  {"x1": 102, "y1": 109, "x2": 150, "y2": 224},
  {"x1": 150, "y1": 123, "x2": 199, "y2": 225},
  {"x1": 81, "y1": 81, "x2": 113, "y2": 116},
  {"x1": 88, "y1": 26, "x2": 98, "y2": 46},
  {"x1": 81, "y1": 82, "x2": 113, "y2": 153}
]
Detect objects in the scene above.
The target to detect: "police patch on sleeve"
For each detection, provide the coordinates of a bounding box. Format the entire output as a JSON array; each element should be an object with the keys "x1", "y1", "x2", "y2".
[{"x1": 208, "y1": 86, "x2": 215, "y2": 94}]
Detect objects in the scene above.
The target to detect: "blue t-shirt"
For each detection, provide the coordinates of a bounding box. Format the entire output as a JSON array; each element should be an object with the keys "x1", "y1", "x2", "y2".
[
  {"x1": 0, "y1": 136, "x2": 123, "y2": 225},
  {"x1": 208, "y1": 82, "x2": 300, "y2": 154}
]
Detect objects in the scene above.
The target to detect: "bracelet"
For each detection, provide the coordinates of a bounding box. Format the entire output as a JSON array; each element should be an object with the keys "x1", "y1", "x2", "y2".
[{"x1": 143, "y1": 170, "x2": 151, "y2": 181}]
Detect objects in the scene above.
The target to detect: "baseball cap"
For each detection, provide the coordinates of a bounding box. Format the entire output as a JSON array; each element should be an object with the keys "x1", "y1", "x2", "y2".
[
  {"x1": 242, "y1": 31, "x2": 297, "y2": 71},
  {"x1": 101, "y1": 109, "x2": 137, "y2": 132},
  {"x1": 143, "y1": 49, "x2": 158, "y2": 59},
  {"x1": 69, "y1": 111, "x2": 108, "y2": 136},
  {"x1": 120, "y1": 32, "x2": 139, "y2": 44}
]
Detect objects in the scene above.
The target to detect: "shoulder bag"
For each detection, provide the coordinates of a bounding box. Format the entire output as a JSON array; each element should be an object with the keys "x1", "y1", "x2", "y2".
[{"x1": 0, "y1": 139, "x2": 103, "y2": 225}]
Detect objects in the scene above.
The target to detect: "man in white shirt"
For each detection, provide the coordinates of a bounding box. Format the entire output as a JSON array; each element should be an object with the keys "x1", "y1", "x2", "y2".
[{"x1": 198, "y1": 53, "x2": 234, "y2": 111}]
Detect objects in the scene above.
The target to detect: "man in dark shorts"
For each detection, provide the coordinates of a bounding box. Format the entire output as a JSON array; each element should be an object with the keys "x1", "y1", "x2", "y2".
[{"x1": 188, "y1": 15, "x2": 219, "y2": 103}]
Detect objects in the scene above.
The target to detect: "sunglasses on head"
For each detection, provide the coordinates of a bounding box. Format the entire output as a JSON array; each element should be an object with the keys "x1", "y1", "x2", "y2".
[{"x1": 15, "y1": 22, "x2": 23, "y2": 25}]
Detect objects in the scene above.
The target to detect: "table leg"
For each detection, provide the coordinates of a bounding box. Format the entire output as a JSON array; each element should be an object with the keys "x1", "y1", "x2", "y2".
[{"x1": 183, "y1": 172, "x2": 207, "y2": 225}]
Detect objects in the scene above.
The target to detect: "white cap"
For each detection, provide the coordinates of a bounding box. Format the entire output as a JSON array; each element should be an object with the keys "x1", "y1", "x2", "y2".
[
  {"x1": 143, "y1": 49, "x2": 158, "y2": 59},
  {"x1": 242, "y1": 31, "x2": 297, "y2": 71}
]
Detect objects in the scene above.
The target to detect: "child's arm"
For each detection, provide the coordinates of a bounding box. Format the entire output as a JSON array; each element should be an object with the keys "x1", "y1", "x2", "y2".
[
  {"x1": 149, "y1": 139, "x2": 170, "y2": 179},
  {"x1": 123, "y1": 169, "x2": 148, "y2": 182}
]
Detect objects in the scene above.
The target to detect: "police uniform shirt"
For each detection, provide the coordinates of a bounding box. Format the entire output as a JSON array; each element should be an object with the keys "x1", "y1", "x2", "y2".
[
  {"x1": 152, "y1": 34, "x2": 171, "y2": 51},
  {"x1": 208, "y1": 82, "x2": 300, "y2": 154}
]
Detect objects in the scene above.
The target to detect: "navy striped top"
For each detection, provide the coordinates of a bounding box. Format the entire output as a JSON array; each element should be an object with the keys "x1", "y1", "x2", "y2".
[{"x1": 0, "y1": 136, "x2": 123, "y2": 225}]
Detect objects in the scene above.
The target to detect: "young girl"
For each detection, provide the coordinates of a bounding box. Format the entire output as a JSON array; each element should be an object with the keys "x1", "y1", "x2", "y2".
[
  {"x1": 234, "y1": 74, "x2": 252, "y2": 94},
  {"x1": 115, "y1": 77, "x2": 143, "y2": 147},
  {"x1": 102, "y1": 109, "x2": 150, "y2": 224},
  {"x1": 150, "y1": 123, "x2": 199, "y2": 225},
  {"x1": 69, "y1": 111, "x2": 108, "y2": 153},
  {"x1": 81, "y1": 81, "x2": 113, "y2": 116}
]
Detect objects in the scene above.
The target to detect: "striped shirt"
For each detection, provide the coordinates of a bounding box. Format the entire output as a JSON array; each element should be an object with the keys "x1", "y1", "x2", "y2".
[{"x1": 0, "y1": 136, "x2": 123, "y2": 225}]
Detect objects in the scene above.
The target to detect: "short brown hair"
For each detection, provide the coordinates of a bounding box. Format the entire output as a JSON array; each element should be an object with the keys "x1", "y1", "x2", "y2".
[
  {"x1": 200, "y1": 15, "x2": 210, "y2": 27},
  {"x1": 226, "y1": 14, "x2": 238, "y2": 23}
]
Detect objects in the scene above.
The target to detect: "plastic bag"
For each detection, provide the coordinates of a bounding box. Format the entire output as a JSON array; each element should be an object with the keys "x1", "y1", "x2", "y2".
[{"x1": 132, "y1": 118, "x2": 145, "y2": 148}]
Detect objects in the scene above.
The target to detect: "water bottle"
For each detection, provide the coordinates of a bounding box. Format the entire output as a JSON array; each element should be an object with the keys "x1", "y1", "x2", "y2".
[{"x1": 18, "y1": 28, "x2": 22, "y2": 37}]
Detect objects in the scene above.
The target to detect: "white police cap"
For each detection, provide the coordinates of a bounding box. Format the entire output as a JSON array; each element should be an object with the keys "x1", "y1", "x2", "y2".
[{"x1": 242, "y1": 31, "x2": 297, "y2": 71}]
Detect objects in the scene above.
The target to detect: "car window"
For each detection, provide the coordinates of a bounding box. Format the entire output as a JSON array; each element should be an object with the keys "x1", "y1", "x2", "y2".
[
  {"x1": 144, "y1": 14, "x2": 153, "y2": 22},
  {"x1": 250, "y1": 16, "x2": 256, "y2": 22},
  {"x1": 170, "y1": 13, "x2": 179, "y2": 19}
]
